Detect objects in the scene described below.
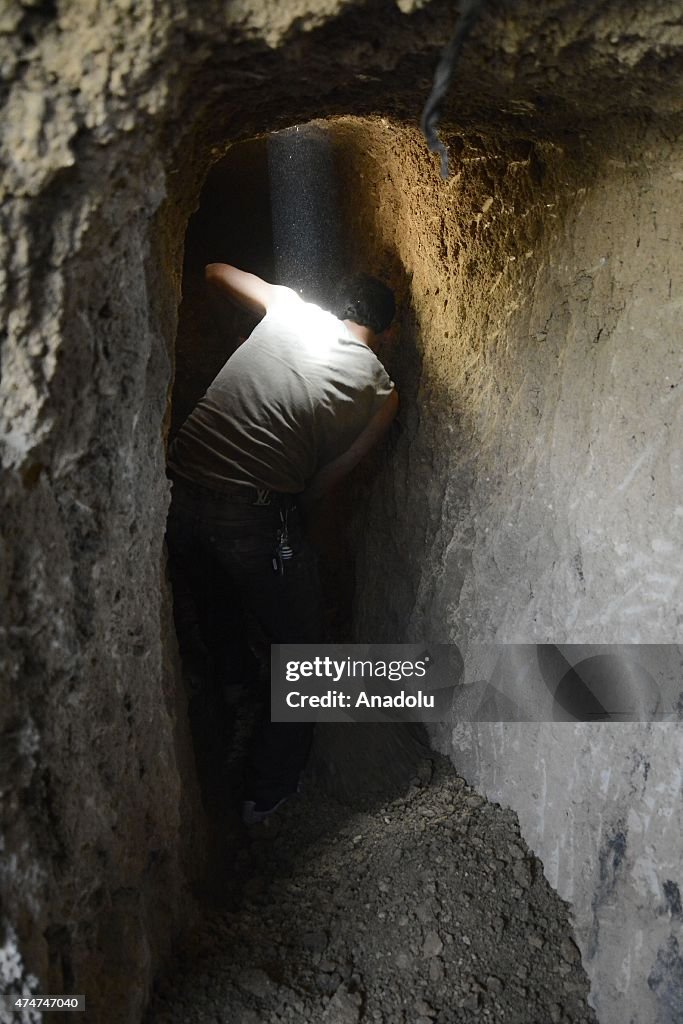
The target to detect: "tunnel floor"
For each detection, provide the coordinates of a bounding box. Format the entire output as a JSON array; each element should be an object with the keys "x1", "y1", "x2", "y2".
[{"x1": 145, "y1": 752, "x2": 596, "y2": 1024}]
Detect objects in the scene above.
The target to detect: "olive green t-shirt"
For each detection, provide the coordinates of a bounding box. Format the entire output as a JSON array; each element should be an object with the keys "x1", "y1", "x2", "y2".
[{"x1": 168, "y1": 291, "x2": 395, "y2": 494}]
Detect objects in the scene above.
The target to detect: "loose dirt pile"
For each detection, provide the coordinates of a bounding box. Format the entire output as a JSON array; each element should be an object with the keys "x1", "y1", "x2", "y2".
[{"x1": 146, "y1": 756, "x2": 597, "y2": 1024}]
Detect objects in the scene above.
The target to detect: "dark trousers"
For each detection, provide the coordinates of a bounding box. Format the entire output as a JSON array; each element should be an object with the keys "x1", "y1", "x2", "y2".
[{"x1": 166, "y1": 477, "x2": 322, "y2": 802}]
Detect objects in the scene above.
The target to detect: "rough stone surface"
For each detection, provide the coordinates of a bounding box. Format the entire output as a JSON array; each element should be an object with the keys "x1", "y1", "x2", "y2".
[
  {"x1": 346, "y1": 119, "x2": 683, "y2": 646},
  {"x1": 1, "y1": 2, "x2": 682, "y2": 1023}
]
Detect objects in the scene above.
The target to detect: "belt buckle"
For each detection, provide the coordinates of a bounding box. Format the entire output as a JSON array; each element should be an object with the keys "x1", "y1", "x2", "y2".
[{"x1": 252, "y1": 488, "x2": 272, "y2": 506}]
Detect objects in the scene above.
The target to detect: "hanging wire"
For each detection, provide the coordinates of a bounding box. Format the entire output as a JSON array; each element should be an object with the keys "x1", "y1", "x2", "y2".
[{"x1": 420, "y1": 0, "x2": 486, "y2": 178}]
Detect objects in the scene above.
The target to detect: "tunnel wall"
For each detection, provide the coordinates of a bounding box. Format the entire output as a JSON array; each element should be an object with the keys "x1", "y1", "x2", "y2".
[
  {"x1": 0, "y1": 4, "x2": 220, "y2": 1020},
  {"x1": 344, "y1": 121, "x2": 683, "y2": 1023},
  {"x1": 421, "y1": 133, "x2": 683, "y2": 646},
  {"x1": 434, "y1": 140, "x2": 683, "y2": 1024},
  {"x1": 0, "y1": 70, "x2": 201, "y2": 1024}
]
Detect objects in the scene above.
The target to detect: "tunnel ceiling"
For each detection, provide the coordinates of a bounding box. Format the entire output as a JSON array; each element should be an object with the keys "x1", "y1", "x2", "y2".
[
  {"x1": 167, "y1": 0, "x2": 683, "y2": 157},
  {"x1": 5, "y1": 0, "x2": 682, "y2": 207}
]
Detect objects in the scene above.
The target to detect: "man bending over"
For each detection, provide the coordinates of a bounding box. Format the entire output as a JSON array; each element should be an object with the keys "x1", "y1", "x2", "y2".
[{"x1": 166, "y1": 264, "x2": 398, "y2": 824}]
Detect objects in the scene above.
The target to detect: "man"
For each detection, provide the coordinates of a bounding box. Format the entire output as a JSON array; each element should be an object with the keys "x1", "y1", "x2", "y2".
[{"x1": 166, "y1": 263, "x2": 398, "y2": 824}]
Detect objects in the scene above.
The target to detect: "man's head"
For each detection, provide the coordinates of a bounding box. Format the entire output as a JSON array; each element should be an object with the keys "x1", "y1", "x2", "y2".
[{"x1": 334, "y1": 274, "x2": 395, "y2": 335}]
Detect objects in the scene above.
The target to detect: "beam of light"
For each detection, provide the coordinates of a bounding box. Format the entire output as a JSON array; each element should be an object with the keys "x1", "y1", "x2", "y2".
[{"x1": 267, "y1": 124, "x2": 342, "y2": 310}]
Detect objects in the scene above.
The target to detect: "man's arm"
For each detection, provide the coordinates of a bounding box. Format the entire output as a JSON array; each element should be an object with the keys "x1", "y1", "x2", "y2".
[
  {"x1": 300, "y1": 390, "x2": 399, "y2": 507},
  {"x1": 204, "y1": 263, "x2": 296, "y2": 317}
]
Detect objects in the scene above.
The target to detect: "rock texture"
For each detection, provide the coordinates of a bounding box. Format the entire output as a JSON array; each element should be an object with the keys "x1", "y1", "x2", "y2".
[{"x1": 1, "y1": 2, "x2": 682, "y2": 1023}]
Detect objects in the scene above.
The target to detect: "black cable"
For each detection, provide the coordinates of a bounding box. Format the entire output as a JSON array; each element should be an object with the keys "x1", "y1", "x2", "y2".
[{"x1": 420, "y1": 0, "x2": 486, "y2": 178}]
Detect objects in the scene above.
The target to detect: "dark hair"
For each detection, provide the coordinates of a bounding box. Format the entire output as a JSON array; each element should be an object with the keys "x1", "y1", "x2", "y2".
[{"x1": 334, "y1": 274, "x2": 395, "y2": 334}]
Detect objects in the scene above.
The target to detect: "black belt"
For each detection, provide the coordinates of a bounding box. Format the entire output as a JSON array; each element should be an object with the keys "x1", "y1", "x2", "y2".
[{"x1": 169, "y1": 472, "x2": 297, "y2": 508}]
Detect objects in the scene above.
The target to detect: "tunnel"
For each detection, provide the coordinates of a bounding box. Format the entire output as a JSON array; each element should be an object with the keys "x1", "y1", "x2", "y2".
[{"x1": 1, "y1": 2, "x2": 682, "y2": 1023}]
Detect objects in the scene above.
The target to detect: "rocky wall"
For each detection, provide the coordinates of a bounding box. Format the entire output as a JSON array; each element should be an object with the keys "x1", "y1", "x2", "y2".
[
  {"x1": 345, "y1": 120, "x2": 683, "y2": 1023},
  {"x1": 0, "y1": 33, "x2": 200, "y2": 1024},
  {"x1": 432, "y1": 139, "x2": 683, "y2": 1024}
]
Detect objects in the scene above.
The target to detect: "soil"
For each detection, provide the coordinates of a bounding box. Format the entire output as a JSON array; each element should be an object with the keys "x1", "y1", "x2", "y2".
[{"x1": 146, "y1": 752, "x2": 597, "y2": 1024}]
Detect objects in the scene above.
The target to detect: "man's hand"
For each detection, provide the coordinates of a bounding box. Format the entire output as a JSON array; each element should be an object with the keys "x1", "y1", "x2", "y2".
[
  {"x1": 300, "y1": 390, "x2": 399, "y2": 508},
  {"x1": 205, "y1": 263, "x2": 297, "y2": 317}
]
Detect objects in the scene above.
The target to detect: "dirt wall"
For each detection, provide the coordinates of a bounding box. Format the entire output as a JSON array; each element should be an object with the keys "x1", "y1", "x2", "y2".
[{"x1": 342, "y1": 119, "x2": 683, "y2": 1022}]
